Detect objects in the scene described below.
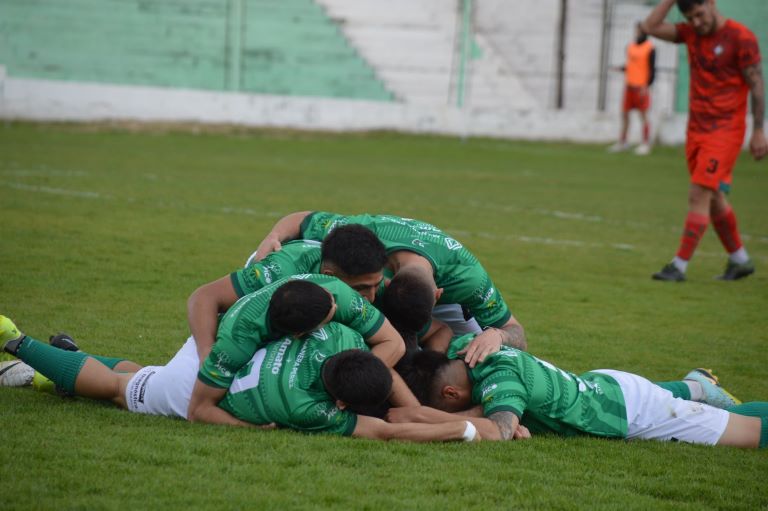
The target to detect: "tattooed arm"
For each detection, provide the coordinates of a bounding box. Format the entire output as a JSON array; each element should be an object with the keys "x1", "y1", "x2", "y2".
[{"x1": 743, "y1": 63, "x2": 767, "y2": 160}]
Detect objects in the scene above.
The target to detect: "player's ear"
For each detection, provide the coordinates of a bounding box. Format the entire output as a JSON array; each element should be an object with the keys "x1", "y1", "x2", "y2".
[
  {"x1": 435, "y1": 287, "x2": 444, "y2": 301},
  {"x1": 441, "y1": 385, "x2": 461, "y2": 402},
  {"x1": 335, "y1": 400, "x2": 347, "y2": 410}
]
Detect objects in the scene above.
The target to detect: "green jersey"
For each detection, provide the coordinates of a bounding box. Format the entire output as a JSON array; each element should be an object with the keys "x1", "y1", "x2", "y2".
[
  {"x1": 300, "y1": 212, "x2": 512, "y2": 328},
  {"x1": 447, "y1": 335, "x2": 628, "y2": 438},
  {"x1": 232, "y1": 240, "x2": 322, "y2": 297},
  {"x1": 200, "y1": 274, "x2": 385, "y2": 389},
  {"x1": 219, "y1": 322, "x2": 364, "y2": 435}
]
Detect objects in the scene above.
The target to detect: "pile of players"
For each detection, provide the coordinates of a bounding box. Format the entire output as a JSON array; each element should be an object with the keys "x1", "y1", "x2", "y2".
[{"x1": 2, "y1": 209, "x2": 767, "y2": 447}]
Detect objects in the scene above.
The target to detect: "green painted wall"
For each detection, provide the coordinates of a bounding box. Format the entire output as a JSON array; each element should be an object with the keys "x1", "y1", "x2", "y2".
[
  {"x1": 673, "y1": 0, "x2": 767, "y2": 113},
  {"x1": 0, "y1": 0, "x2": 394, "y2": 101}
]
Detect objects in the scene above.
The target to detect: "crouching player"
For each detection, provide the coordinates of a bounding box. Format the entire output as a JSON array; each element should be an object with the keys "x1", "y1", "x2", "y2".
[
  {"x1": 0, "y1": 316, "x2": 479, "y2": 442},
  {"x1": 391, "y1": 333, "x2": 767, "y2": 448}
]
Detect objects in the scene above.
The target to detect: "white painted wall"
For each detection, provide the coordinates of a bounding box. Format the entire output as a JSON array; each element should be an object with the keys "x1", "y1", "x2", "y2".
[{"x1": 0, "y1": 68, "x2": 699, "y2": 144}]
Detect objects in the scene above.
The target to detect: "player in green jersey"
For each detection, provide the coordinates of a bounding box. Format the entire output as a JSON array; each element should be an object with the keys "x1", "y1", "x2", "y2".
[
  {"x1": 252, "y1": 211, "x2": 526, "y2": 367},
  {"x1": 188, "y1": 224, "x2": 389, "y2": 365},
  {"x1": 188, "y1": 275, "x2": 421, "y2": 425},
  {"x1": 390, "y1": 334, "x2": 768, "y2": 448},
  {"x1": 1, "y1": 316, "x2": 478, "y2": 441}
]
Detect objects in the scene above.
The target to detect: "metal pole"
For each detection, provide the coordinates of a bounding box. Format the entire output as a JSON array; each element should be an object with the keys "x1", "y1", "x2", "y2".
[
  {"x1": 456, "y1": 0, "x2": 472, "y2": 108},
  {"x1": 555, "y1": 0, "x2": 568, "y2": 109},
  {"x1": 597, "y1": 0, "x2": 613, "y2": 111}
]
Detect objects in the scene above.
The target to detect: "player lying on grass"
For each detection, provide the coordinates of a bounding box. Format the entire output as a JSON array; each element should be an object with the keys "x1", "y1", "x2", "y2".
[
  {"x1": 0, "y1": 316, "x2": 480, "y2": 442},
  {"x1": 189, "y1": 224, "x2": 452, "y2": 367},
  {"x1": 250, "y1": 210, "x2": 526, "y2": 365},
  {"x1": 390, "y1": 334, "x2": 766, "y2": 448}
]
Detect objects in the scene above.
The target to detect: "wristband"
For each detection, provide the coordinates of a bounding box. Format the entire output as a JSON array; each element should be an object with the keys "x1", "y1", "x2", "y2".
[{"x1": 462, "y1": 421, "x2": 477, "y2": 442}]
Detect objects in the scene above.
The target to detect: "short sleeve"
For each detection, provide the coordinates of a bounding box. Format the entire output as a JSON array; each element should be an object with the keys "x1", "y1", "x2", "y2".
[
  {"x1": 737, "y1": 28, "x2": 761, "y2": 70},
  {"x1": 674, "y1": 22, "x2": 692, "y2": 44}
]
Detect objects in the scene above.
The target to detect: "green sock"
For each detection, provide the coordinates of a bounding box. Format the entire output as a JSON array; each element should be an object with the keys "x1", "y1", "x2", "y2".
[
  {"x1": 17, "y1": 336, "x2": 89, "y2": 394},
  {"x1": 654, "y1": 381, "x2": 691, "y2": 400},
  {"x1": 726, "y1": 402, "x2": 768, "y2": 449}
]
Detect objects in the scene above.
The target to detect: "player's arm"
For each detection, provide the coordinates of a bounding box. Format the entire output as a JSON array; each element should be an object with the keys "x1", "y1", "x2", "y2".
[
  {"x1": 187, "y1": 276, "x2": 239, "y2": 364},
  {"x1": 419, "y1": 318, "x2": 453, "y2": 353},
  {"x1": 743, "y1": 62, "x2": 767, "y2": 160},
  {"x1": 352, "y1": 415, "x2": 480, "y2": 442},
  {"x1": 640, "y1": 0, "x2": 677, "y2": 42},
  {"x1": 252, "y1": 211, "x2": 312, "y2": 261},
  {"x1": 458, "y1": 318, "x2": 527, "y2": 368},
  {"x1": 648, "y1": 48, "x2": 657, "y2": 86},
  {"x1": 386, "y1": 405, "x2": 521, "y2": 441},
  {"x1": 365, "y1": 319, "x2": 419, "y2": 406},
  {"x1": 187, "y1": 379, "x2": 254, "y2": 427}
]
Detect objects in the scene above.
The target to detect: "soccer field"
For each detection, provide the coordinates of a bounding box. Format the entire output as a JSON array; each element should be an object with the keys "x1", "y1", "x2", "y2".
[{"x1": 1, "y1": 122, "x2": 766, "y2": 509}]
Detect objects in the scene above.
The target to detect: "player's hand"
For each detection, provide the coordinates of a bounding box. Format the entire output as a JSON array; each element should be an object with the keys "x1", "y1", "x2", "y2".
[
  {"x1": 749, "y1": 129, "x2": 768, "y2": 161},
  {"x1": 386, "y1": 406, "x2": 423, "y2": 423},
  {"x1": 254, "y1": 422, "x2": 277, "y2": 430},
  {"x1": 253, "y1": 234, "x2": 282, "y2": 261},
  {"x1": 457, "y1": 328, "x2": 503, "y2": 368},
  {"x1": 513, "y1": 424, "x2": 531, "y2": 440}
]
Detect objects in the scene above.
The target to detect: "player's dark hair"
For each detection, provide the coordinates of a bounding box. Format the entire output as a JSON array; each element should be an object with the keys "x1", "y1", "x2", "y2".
[
  {"x1": 393, "y1": 330, "x2": 421, "y2": 375},
  {"x1": 322, "y1": 349, "x2": 393, "y2": 413},
  {"x1": 396, "y1": 349, "x2": 451, "y2": 407},
  {"x1": 321, "y1": 224, "x2": 387, "y2": 276},
  {"x1": 267, "y1": 280, "x2": 333, "y2": 335},
  {"x1": 676, "y1": 0, "x2": 705, "y2": 13},
  {"x1": 380, "y1": 267, "x2": 435, "y2": 334}
]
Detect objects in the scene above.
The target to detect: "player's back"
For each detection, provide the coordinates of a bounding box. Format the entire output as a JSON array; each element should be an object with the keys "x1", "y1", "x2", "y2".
[{"x1": 219, "y1": 322, "x2": 366, "y2": 435}]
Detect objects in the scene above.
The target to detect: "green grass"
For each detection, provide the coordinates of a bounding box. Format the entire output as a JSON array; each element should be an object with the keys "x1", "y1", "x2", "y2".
[{"x1": 1, "y1": 122, "x2": 766, "y2": 510}]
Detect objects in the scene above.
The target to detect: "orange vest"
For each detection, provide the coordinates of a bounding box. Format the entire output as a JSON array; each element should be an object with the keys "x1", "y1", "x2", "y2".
[{"x1": 626, "y1": 40, "x2": 653, "y2": 87}]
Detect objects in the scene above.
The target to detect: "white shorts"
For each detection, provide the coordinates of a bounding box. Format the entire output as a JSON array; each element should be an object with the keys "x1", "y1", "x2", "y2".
[
  {"x1": 125, "y1": 337, "x2": 199, "y2": 419},
  {"x1": 594, "y1": 369, "x2": 730, "y2": 445},
  {"x1": 432, "y1": 304, "x2": 482, "y2": 335}
]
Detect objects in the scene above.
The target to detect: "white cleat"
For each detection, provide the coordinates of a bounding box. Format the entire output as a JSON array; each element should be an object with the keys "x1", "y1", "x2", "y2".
[
  {"x1": 634, "y1": 143, "x2": 651, "y2": 155},
  {"x1": 607, "y1": 142, "x2": 631, "y2": 153},
  {"x1": 0, "y1": 360, "x2": 35, "y2": 387}
]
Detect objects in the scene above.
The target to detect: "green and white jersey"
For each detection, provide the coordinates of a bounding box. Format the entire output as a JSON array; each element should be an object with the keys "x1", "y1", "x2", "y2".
[
  {"x1": 199, "y1": 274, "x2": 385, "y2": 389},
  {"x1": 300, "y1": 212, "x2": 512, "y2": 328},
  {"x1": 447, "y1": 335, "x2": 628, "y2": 438},
  {"x1": 218, "y1": 322, "x2": 365, "y2": 435},
  {"x1": 232, "y1": 240, "x2": 322, "y2": 297}
]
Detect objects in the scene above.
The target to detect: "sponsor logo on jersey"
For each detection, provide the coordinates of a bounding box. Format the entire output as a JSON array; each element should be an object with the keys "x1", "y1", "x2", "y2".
[
  {"x1": 445, "y1": 238, "x2": 462, "y2": 251},
  {"x1": 714, "y1": 44, "x2": 723, "y2": 56},
  {"x1": 270, "y1": 339, "x2": 291, "y2": 375},
  {"x1": 349, "y1": 296, "x2": 367, "y2": 318},
  {"x1": 309, "y1": 327, "x2": 329, "y2": 341},
  {"x1": 313, "y1": 352, "x2": 328, "y2": 364},
  {"x1": 481, "y1": 383, "x2": 498, "y2": 398},
  {"x1": 288, "y1": 343, "x2": 308, "y2": 389},
  {"x1": 411, "y1": 238, "x2": 426, "y2": 248}
]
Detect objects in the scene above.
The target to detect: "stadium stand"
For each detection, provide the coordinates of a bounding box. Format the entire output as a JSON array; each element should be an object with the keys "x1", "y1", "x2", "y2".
[{"x1": 0, "y1": 0, "x2": 393, "y2": 101}]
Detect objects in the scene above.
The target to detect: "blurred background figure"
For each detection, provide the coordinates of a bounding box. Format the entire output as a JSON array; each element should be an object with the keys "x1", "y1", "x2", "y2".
[{"x1": 608, "y1": 22, "x2": 656, "y2": 155}]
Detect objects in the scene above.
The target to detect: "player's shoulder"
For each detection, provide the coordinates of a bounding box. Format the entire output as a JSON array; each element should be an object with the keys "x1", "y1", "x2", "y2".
[{"x1": 724, "y1": 19, "x2": 758, "y2": 41}]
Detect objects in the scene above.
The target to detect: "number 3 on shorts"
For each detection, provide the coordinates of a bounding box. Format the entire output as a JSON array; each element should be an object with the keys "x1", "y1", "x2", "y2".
[{"x1": 706, "y1": 158, "x2": 719, "y2": 174}]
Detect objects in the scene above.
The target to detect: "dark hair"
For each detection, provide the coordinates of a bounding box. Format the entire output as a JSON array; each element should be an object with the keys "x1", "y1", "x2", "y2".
[
  {"x1": 380, "y1": 268, "x2": 434, "y2": 334},
  {"x1": 393, "y1": 330, "x2": 421, "y2": 375},
  {"x1": 396, "y1": 349, "x2": 451, "y2": 407},
  {"x1": 676, "y1": 0, "x2": 705, "y2": 13},
  {"x1": 322, "y1": 349, "x2": 392, "y2": 413},
  {"x1": 267, "y1": 280, "x2": 333, "y2": 335},
  {"x1": 321, "y1": 224, "x2": 387, "y2": 276}
]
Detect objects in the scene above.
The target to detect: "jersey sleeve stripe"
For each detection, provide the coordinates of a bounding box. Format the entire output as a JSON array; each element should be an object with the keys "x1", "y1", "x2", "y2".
[
  {"x1": 229, "y1": 272, "x2": 245, "y2": 298},
  {"x1": 299, "y1": 211, "x2": 319, "y2": 238},
  {"x1": 484, "y1": 404, "x2": 523, "y2": 418},
  {"x1": 196, "y1": 371, "x2": 229, "y2": 389},
  {"x1": 361, "y1": 313, "x2": 386, "y2": 340}
]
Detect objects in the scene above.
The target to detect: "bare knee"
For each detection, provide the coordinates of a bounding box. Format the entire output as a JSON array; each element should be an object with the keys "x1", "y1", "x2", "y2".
[{"x1": 717, "y1": 413, "x2": 761, "y2": 448}]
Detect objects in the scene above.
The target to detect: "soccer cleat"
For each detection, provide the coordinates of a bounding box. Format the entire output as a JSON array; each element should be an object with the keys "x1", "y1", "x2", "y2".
[
  {"x1": 0, "y1": 360, "x2": 35, "y2": 387},
  {"x1": 652, "y1": 263, "x2": 686, "y2": 282},
  {"x1": 0, "y1": 316, "x2": 25, "y2": 355},
  {"x1": 607, "y1": 142, "x2": 631, "y2": 153},
  {"x1": 716, "y1": 259, "x2": 755, "y2": 281},
  {"x1": 684, "y1": 368, "x2": 742, "y2": 409},
  {"x1": 634, "y1": 143, "x2": 651, "y2": 156},
  {"x1": 49, "y1": 333, "x2": 80, "y2": 352}
]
